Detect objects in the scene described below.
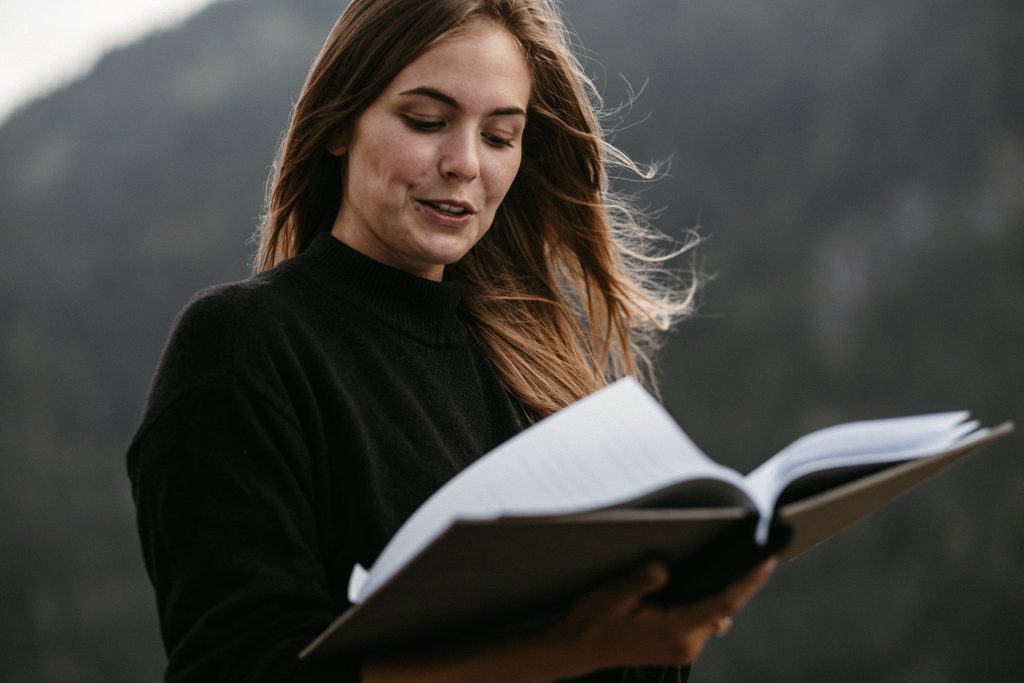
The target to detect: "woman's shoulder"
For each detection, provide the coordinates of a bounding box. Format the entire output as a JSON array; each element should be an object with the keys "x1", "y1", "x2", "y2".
[
  {"x1": 144, "y1": 274, "x2": 292, "y2": 400},
  {"x1": 168, "y1": 278, "x2": 271, "y2": 359},
  {"x1": 169, "y1": 260, "x2": 312, "y2": 348}
]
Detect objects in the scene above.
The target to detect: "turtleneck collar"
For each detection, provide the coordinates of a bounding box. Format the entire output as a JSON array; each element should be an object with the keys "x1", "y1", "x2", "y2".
[{"x1": 294, "y1": 231, "x2": 467, "y2": 347}]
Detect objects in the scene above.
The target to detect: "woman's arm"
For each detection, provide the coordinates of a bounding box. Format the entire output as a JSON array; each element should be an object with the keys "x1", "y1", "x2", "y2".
[
  {"x1": 363, "y1": 558, "x2": 776, "y2": 682},
  {"x1": 129, "y1": 371, "x2": 351, "y2": 682}
]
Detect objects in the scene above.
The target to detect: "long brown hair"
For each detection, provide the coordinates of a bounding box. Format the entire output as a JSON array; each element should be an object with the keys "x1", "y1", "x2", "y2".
[{"x1": 257, "y1": 0, "x2": 697, "y2": 419}]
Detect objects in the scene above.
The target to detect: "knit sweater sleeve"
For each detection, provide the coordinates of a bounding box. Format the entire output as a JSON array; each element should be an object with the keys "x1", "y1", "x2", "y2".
[{"x1": 127, "y1": 289, "x2": 357, "y2": 682}]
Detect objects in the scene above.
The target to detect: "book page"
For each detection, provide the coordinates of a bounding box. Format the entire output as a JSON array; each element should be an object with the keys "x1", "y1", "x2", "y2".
[
  {"x1": 776, "y1": 422, "x2": 1013, "y2": 559},
  {"x1": 353, "y1": 378, "x2": 745, "y2": 602},
  {"x1": 743, "y1": 412, "x2": 986, "y2": 542}
]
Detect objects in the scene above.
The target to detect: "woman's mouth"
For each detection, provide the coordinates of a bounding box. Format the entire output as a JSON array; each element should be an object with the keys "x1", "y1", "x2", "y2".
[{"x1": 417, "y1": 199, "x2": 475, "y2": 216}]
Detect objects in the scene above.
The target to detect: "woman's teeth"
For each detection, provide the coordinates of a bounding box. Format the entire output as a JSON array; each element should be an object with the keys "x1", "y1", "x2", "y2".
[{"x1": 429, "y1": 202, "x2": 467, "y2": 215}]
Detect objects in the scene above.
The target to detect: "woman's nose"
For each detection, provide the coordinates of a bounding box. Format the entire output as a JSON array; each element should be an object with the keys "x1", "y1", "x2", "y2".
[{"x1": 438, "y1": 130, "x2": 480, "y2": 181}]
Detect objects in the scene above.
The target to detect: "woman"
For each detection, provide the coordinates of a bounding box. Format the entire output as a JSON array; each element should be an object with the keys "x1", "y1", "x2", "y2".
[{"x1": 128, "y1": 0, "x2": 775, "y2": 681}]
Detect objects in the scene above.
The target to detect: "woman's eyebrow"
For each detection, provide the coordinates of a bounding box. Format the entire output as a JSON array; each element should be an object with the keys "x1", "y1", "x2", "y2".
[{"x1": 399, "y1": 86, "x2": 527, "y2": 118}]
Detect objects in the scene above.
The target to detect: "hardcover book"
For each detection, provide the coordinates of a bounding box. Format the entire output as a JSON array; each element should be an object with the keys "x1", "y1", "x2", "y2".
[{"x1": 301, "y1": 378, "x2": 1013, "y2": 658}]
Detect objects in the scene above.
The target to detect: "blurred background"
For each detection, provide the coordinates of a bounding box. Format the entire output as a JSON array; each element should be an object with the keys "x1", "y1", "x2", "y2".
[{"x1": 0, "y1": 0, "x2": 1020, "y2": 680}]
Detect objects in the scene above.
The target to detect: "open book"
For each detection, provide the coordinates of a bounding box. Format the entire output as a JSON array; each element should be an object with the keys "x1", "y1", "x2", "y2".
[{"x1": 302, "y1": 378, "x2": 1013, "y2": 658}]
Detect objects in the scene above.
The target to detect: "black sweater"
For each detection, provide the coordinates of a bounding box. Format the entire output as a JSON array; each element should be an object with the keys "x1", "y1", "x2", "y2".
[{"x1": 128, "y1": 232, "x2": 683, "y2": 682}]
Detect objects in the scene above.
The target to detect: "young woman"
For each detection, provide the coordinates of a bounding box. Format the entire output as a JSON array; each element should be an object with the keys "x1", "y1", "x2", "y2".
[{"x1": 128, "y1": 1, "x2": 775, "y2": 681}]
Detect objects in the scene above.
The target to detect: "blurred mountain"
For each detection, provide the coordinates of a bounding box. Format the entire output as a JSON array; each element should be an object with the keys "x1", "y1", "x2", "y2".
[{"x1": 1, "y1": 0, "x2": 1021, "y2": 680}]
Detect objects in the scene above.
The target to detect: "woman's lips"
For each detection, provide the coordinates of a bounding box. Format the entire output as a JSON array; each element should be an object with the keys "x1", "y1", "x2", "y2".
[{"x1": 416, "y1": 199, "x2": 476, "y2": 227}]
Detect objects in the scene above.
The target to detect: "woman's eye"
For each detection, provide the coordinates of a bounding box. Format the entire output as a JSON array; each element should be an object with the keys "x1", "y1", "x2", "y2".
[
  {"x1": 484, "y1": 132, "x2": 514, "y2": 149},
  {"x1": 403, "y1": 116, "x2": 444, "y2": 131}
]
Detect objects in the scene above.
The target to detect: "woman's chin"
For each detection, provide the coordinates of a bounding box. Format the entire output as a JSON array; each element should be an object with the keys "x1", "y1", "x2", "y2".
[{"x1": 415, "y1": 237, "x2": 479, "y2": 269}]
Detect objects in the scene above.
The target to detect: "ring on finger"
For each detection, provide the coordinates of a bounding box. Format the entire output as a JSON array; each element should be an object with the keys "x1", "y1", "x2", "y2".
[{"x1": 711, "y1": 615, "x2": 733, "y2": 637}]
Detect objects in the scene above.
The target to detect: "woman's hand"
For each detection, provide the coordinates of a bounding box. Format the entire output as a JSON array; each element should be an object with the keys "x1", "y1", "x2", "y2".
[
  {"x1": 543, "y1": 557, "x2": 777, "y2": 677},
  {"x1": 362, "y1": 558, "x2": 776, "y2": 682}
]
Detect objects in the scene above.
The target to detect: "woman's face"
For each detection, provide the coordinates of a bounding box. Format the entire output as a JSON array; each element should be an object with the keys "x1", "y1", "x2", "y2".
[{"x1": 329, "y1": 20, "x2": 531, "y2": 281}]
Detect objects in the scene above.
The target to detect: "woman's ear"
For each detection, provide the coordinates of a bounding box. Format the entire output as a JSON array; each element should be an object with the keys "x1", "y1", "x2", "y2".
[{"x1": 327, "y1": 129, "x2": 350, "y2": 157}]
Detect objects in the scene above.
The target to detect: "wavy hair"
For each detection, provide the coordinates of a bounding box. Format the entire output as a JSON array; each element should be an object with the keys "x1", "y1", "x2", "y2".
[{"x1": 257, "y1": 0, "x2": 698, "y2": 419}]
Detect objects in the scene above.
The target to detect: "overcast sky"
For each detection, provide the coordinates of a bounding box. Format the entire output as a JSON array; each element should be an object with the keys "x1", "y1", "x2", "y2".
[{"x1": 0, "y1": 0, "x2": 223, "y2": 126}]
